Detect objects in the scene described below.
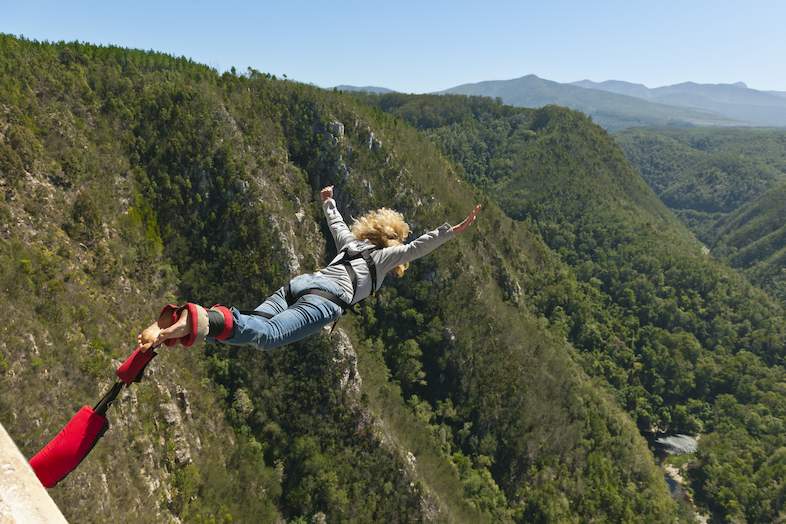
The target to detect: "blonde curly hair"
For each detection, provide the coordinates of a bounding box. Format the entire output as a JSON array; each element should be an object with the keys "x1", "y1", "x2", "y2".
[{"x1": 351, "y1": 208, "x2": 411, "y2": 277}]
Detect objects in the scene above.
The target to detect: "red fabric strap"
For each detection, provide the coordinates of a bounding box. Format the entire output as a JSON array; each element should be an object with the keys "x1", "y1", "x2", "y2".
[
  {"x1": 29, "y1": 406, "x2": 108, "y2": 488},
  {"x1": 210, "y1": 305, "x2": 234, "y2": 340},
  {"x1": 160, "y1": 304, "x2": 181, "y2": 347},
  {"x1": 180, "y1": 303, "x2": 199, "y2": 347},
  {"x1": 116, "y1": 346, "x2": 157, "y2": 385},
  {"x1": 157, "y1": 303, "x2": 201, "y2": 347}
]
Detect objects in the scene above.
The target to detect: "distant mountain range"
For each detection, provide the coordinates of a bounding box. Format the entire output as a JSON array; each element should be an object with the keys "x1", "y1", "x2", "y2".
[
  {"x1": 573, "y1": 79, "x2": 786, "y2": 127},
  {"x1": 335, "y1": 77, "x2": 786, "y2": 130},
  {"x1": 440, "y1": 75, "x2": 738, "y2": 130},
  {"x1": 333, "y1": 85, "x2": 396, "y2": 94},
  {"x1": 439, "y1": 75, "x2": 786, "y2": 130}
]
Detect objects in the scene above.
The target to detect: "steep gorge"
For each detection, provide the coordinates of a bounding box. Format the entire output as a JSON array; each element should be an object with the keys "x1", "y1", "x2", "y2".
[{"x1": 1, "y1": 35, "x2": 679, "y2": 522}]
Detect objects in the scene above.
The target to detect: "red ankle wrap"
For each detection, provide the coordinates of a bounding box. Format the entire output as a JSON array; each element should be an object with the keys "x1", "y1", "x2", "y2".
[
  {"x1": 210, "y1": 305, "x2": 234, "y2": 340},
  {"x1": 158, "y1": 303, "x2": 200, "y2": 347}
]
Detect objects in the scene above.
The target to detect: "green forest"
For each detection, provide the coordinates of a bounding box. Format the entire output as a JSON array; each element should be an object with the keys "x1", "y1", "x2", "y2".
[
  {"x1": 358, "y1": 92, "x2": 786, "y2": 522},
  {"x1": 0, "y1": 34, "x2": 784, "y2": 523},
  {"x1": 617, "y1": 127, "x2": 786, "y2": 304}
]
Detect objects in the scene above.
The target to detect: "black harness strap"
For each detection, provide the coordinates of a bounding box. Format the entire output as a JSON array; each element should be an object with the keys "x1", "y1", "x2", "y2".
[
  {"x1": 93, "y1": 381, "x2": 125, "y2": 416},
  {"x1": 333, "y1": 247, "x2": 378, "y2": 299},
  {"x1": 360, "y1": 249, "x2": 378, "y2": 295},
  {"x1": 239, "y1": 247, "x2": 378, "y2": 325},
  {"x1": 295, "y1": 288, "x2": 351, "y2": 310},
  {"x1": 240, "y1": 282, "x2": 298, "y2": 318},
  {"x1": 242, "y1": 287, "x2": 351, "y2": 316},
  {"x1": 343, "y1": 260, "x2": 358, "y2": 297}
]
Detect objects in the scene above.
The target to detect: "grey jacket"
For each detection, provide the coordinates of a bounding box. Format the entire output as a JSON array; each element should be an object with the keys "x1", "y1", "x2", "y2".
[{"x1": 317, "y1": 198, "x2": 455, "y2": 305}]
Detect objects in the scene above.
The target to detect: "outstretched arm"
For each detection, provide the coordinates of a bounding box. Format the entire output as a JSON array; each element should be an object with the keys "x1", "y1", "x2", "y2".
[
  {"x1": 451, "y1": 204, "x2": 481, "y2": 234},
  {"x1": 321, "y1": 185, "x2": 355, "y2": 252},
  {"x1": 376, "y1": 204, "x2": 481, "y2": 271}
]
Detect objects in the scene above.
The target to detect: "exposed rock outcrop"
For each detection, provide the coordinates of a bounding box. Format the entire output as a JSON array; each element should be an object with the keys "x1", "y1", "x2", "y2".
[
  {"x1": 329, "y1": 329, "x2": 445, "y2": 521},
  {"x1": 331, "y1": 328, "x2": 362, "y2": 400},
  {"x1": 328, "y1": 120, "x2": 344, "y2": 140}
]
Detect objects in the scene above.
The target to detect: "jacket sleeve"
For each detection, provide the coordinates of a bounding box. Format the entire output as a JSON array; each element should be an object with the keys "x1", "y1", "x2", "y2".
[
  {"x1": 323, "y1": 198, "x2": 356, "y2": 252},
  {"x1": 375, "y1": 223, "x2": 455, "y2": 275}
]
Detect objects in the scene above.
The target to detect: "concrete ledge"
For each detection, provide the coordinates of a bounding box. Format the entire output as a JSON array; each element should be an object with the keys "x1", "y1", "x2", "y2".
[{"x1": 0, "y1": 423, "x2": 68, "y2": 523}]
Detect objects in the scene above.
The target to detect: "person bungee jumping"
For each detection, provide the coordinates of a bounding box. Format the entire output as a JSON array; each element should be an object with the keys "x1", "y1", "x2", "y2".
[{"x1": 137, "y1": 186, "x2": 481, "y2": 352}]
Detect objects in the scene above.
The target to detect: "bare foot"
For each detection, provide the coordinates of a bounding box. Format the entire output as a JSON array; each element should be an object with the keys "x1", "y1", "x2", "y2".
[
  {"x1": 136, "y1": 307, "x2": 191, "y2": 352},
  {"x1": 137, "y1": 323, "x2": 161, "y2": 351}
]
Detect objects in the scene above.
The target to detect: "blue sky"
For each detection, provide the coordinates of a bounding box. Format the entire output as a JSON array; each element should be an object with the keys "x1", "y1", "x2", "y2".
[{"x1": 2, "y1": 0, "x2": 785, "y2": 93}]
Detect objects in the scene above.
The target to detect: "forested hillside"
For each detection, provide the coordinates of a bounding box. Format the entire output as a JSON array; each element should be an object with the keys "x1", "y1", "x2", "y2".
[
  {"x1": 0, "y1": 35, "x2": 678, "y2": 522},
  {"x1": 617, "y1": 127, "x2": 786, "y2": 304},
  {"x1": 363, "y1": 93, "x2": 786, "y2": 522},
  {"x1": 712, "y1": 183, "x2": 786, "y2": 302}
]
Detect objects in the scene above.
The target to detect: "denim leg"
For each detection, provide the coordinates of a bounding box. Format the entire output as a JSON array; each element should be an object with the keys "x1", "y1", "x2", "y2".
[
  {"x1": 220, "y1": 294, "x2": 342, "y2": 350},
  {"x1": 253, "y1": 286, "x2": 288, "y2": 317}
]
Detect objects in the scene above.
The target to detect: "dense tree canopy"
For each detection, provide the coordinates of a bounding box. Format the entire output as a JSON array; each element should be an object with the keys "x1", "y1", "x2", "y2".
[
  {"x1": 363, "y1": 92, "x2": 786, "y2": 522},
  {"x1": 618, "y1": 127, "x2": 786, "y2": 306}
]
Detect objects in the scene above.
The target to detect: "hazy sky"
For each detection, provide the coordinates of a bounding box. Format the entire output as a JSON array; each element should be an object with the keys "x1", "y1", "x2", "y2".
[{"x1": 2, "y1": 0, "x2": 785, "y2": 93}]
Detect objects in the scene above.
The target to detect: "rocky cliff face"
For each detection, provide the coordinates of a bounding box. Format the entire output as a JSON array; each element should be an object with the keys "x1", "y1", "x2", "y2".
[
  {"x1": 0, "y1": 81, "x2": 460, "y2": 521},
  {"x1": 0, "y1": 119, "x2": 439, "y2": 523}
]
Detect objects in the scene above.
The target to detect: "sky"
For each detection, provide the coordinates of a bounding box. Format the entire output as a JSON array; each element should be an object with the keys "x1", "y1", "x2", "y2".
[{"x1": 2, "y1": 0, "x2": 785, "y2": 93}]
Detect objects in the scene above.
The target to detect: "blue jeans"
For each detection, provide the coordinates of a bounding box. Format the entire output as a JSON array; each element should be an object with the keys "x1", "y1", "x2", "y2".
[{"x1": 208, "y1": 273, "x2": 344, "y2": 350}]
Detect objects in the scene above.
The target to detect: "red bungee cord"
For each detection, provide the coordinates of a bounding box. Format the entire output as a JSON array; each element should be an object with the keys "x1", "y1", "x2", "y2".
[{"x1": 28, "y1": 346, "x2": 158, "y2": 488}]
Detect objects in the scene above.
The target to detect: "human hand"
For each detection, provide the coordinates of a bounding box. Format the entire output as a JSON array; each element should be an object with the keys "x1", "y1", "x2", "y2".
[
  {"x1": 320, "y1": 185, "x2": 334, "y2": 202},
  {"x1": 451, "y1": 204, "x2": 481, "y2": 234}
]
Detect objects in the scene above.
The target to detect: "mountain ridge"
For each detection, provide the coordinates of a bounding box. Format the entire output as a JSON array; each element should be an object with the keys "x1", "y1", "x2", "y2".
[
  {"x1": 576, "y1": 78, "x2": 786, "y2": 126},
  {"x1": 334, "y1": 84, "x2": 396, "y2": 93},
  {"x1": 441, "y1": 74, "x2": 739, "y2": 130}
]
